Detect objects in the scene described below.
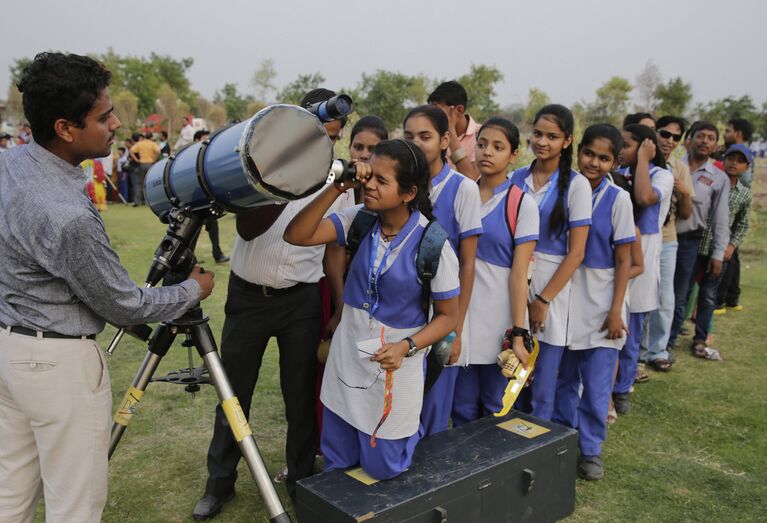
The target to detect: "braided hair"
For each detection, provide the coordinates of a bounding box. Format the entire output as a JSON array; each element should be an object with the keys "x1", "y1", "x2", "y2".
[{"x1": 532, "y1": 104, "x2": 574, "y2": 235}]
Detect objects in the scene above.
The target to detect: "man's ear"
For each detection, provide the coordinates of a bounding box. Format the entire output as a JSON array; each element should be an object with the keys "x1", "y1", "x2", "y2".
[
  {"x1": 53, "y1": 119, "x2": 76, "y2": 144},
  {"x1": 455, "y1": 104, "x2": 466, "y2": 116}
]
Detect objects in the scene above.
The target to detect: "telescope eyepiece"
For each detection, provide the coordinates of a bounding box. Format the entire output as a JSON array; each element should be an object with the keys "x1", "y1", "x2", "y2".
[{"x1": 306, "y1": 94, "x2": 354, "y2": 123}]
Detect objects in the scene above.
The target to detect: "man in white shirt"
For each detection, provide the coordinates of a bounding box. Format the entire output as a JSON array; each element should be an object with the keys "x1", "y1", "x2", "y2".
[
  {"x1": 193, "y1": 89, "x2": 353, "y2": 520},
  {"x1": 175, "y1": 115, "x2": 195, "y2": 150}
]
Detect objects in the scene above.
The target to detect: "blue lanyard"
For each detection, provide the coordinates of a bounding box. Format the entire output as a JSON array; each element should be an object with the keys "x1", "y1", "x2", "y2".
[
  {"x1": 523, "y1": 168, "x2": 560, "y2": 212},
  {"x1": 366, "y1": 225, "x2": 396, "y2": 319}
]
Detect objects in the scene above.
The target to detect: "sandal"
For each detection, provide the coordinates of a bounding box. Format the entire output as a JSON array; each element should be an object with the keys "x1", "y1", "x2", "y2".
[
  {"x1": 607, "y1": 405, "x2": 618, "y2": 425},
  {"x1": 691, "y1": 341, "x2": 722, "y2": 361},
  {"x1": 635, "y1": 363, "x2": 650, "y2": 383},
  {"x1": 648, "y1": 359, "x2": 672, "y2": 372}
]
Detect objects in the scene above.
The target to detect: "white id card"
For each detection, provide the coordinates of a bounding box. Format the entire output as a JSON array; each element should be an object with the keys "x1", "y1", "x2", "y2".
[{"x1": 356, "y1": 337, "x2": 381, "y2": 358}]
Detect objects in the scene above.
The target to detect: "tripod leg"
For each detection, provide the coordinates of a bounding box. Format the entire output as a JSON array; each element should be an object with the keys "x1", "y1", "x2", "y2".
[
  {"x1": 192, "y1": 323, "x2": 292, "y2": 523},
  {"x1": 109, "y1": 323, "x2": 176, "y2": 459}
]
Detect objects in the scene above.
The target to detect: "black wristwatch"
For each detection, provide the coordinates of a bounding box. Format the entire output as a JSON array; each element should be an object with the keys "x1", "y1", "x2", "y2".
[
  {"x1": 403, "y1": 337, "x2": 418, "y2": 357},
  {"x1": 511, "y1": 326, "x2": 533, "y2": 353}
]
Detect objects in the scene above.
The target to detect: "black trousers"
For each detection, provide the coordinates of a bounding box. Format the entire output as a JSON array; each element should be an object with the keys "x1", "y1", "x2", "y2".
[
  {"x1": 205, "y1": 275, "x2": 320, "y2": 497},
  {"x1": 716, "y1": 248, "x2": 741, "y2": 308},
  {"x1": 189, "y1": 218, "x2": 224, "y2": 260}
]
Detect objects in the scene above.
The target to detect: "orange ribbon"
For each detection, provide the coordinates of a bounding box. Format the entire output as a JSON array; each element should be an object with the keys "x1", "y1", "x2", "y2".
[{"x1": 370, "y1": 327, "x2": 393, "y2": 448}]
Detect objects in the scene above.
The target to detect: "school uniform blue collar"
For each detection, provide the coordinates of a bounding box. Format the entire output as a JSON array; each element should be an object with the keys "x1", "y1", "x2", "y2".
[
  {"x1": 381, "y1": 209, "x2": 422, "y2": 251},
  {"x1": 493, "y1": 178, "x2": 513, "y2": 195},
  {"x1": 592, "y1": 176, "x2": 608, "y2": 194},
  {"x1": 431, "y1": 162, "x2": 451, "y2": 187},
  {"x1": 524, "y1": 164, "x2": 559, "y2": 192}
]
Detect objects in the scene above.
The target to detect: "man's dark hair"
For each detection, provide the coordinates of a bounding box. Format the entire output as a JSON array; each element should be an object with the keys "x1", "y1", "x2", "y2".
[
  {"x1": 427, "y1": 81, "x2": 468, "y2": 108},
  {"x1": 623, "y1": 112, "x2": 655, "y2": 129},
  {"x1": 160, "y1": 130, "x2": 168, "y2": 139},
  {"x1": 144, "y1": 132, "x2": 153, "y2": 139},
  {"x1": 691, "y1": 120, "x2": 719, "y2": 140},
  {"x1": 656, "y1": 115, "x2": 687, "y2": 135},
  {"x1": 728, "y1": 118, "x2": 754, "y2": 142},
  {"x1": 193, "y1": 129, "x2": 210, "y2": 142},
  {"x1": 16, "y1": 52, "x2": 112, "y2": 145},
  {"x1": 300, "y1": 88, "x2": 347, "y2": 127},
  {"x1": 131, "y1": 132, "x2": 142, "y2": 142}
]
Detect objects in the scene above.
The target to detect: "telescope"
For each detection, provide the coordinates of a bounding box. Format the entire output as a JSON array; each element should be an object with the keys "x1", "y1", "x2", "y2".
[
  {"x1": 145, "y1": 100, "x2": 347, "y2": 218},
  {"x1": 107, "y1": 96, "x2": 354, "y2": 523}
]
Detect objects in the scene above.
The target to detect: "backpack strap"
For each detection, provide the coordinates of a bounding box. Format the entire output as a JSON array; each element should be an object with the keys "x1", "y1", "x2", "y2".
[
  {"x1": 346, "y1": 208, "x2": 378, "y2": 262},
  {"x1": 504, "y1": 184, "x2": 525, "y2": 248},
  {"x1": 416, "y1": 220, "x2": 448, "y2": 316}
]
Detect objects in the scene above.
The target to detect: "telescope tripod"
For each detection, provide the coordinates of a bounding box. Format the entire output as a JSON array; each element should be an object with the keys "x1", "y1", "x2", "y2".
[{"x1": 107, "y1": 204, "x2": 291, "y2": 522}]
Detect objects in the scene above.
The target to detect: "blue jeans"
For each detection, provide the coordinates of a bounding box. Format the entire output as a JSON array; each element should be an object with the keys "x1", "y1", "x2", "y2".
[
  {"x1": 692, "y1": 255, "x2": 725, "y2": 343},
  {"x1": 668, "y1": 236, "x2": 701, "y2": 350},
  {"x1": 644, "y1": 241, "x2": 678, "y2": 362}
]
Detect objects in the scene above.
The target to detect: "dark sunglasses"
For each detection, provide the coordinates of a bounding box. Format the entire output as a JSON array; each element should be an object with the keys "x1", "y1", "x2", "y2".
[{"x1": 658, "y1": 129, "x2": 683, "y2": 142}]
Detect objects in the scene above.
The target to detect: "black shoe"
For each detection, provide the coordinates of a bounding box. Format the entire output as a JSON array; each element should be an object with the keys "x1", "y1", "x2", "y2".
[
  {"x1": 214, "y1": 255, "x2": 230, "y2": 264},
  {"x1": 192, "y1": 491, "x2": 235, "y2": 521},
  {"x1": 612, "y1": 393, "x2": 630, "y2": 415},
  {"x1": 578, "y1": 455, "x2": 604, "y2": 480}
]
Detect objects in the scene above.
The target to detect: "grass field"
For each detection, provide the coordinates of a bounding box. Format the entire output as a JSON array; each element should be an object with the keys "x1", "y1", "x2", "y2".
[{"x1": 38, "y1": 163, "x2": 767, "y2": 522}]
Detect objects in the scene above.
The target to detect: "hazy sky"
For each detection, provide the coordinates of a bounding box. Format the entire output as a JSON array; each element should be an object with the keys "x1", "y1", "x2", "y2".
[{"x1": 2, "y1": 0, "x2": 766, "y2": 110}]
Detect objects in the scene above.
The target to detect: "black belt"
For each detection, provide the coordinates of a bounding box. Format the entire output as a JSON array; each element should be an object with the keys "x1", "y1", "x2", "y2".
[
  {"x1": 230, "y1": 272, "x2": 314, "y2": 297},
  {"x1": 0, "y1": 321, "x2": 96, "y2": 340},
  {"x1": 678, "y1": 230, "x2": 704, "y2": 240}
]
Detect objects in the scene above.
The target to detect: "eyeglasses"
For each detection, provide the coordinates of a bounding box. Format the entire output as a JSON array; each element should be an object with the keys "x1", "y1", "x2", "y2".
[{"x1": 658, "y1": 129, "x2": 683, "y2": 142}]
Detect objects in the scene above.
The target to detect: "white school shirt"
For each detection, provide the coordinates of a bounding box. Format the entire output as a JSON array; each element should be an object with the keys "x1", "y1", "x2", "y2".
[
  {"x1": 429, "y1": 165, "x2": 483, "y2": 357},
  {"x1": 520, "y1": 170, "x2": 592, "y2": 346},
  {"x1": 229, "y1": 184, "x2": 354, "y2": 288},
  {"x1": 320, "y1": 205, "x2": 460, "y2": 439},
  {"x1": 463, "y1": 183, "x2": 540, "y2": 365},
  {"x1": 627, "y1": 166, "x2": 674, "y2": 313},
  {"x1": 569, "y1": 180, "x2": 636, "y2": 350}
]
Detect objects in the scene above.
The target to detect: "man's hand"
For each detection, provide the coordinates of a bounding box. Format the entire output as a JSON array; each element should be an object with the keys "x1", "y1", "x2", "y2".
[
  {"x1": 708, "y1": 258, "x2": 723, "y2": 278},
  {"x1": 724, "y1": 243, "x2": 735, "y2": 262},
  {"x1": 188, "y1": 265, "x2": 215, "y2": 300},
  {"x1": 673, "y1": 178, "x2": 690, "y2": 196}
]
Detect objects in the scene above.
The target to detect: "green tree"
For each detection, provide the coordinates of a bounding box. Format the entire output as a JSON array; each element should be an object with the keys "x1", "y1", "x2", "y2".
[
  {"x1": 655, "y1": 77, "x2": 693, "y2": 117},
  {"x1": 251, "y1": 58, "x2": 277, "y2": 103},
  {"x1": 9, "y1": 57, "x2": 32, "y2": 86},
  {"x1": 457, "y1": 64, "x2": 503, "y2": 122},
  {"x1": 155, "y1": 84, "x2": 189, "y2": 137},
  {"x1": 112, "y1": 90, "x2": 139, "y2": 131},
  {"x1": 277, "y1": 72, "x2": 326, "y2": 105},
  {"x1": 97, "y1": 50, "x2": 195, "y2": 117},
  {"x1": 695, "y1": 95, "x2": 758, "y2": 126},
  {"x1": 635, "y1": 60, "x2": 662, "y2": 112},
  {"x1": 522, "y1": 87, "x2": 550, "y2": 127},
  {"x1": 584, "y1": 76, "x2": 633, "y2": 127},
  {"x1": 214, "y1": 83, "x2": 251, "y2": 121},
  {"x1": 353, "y1": 70, "x2": 431, "y2": 130}
]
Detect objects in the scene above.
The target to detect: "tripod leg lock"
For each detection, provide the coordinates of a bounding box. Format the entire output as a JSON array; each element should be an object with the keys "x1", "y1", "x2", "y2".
[
  {"x1": 114, "y1": 387, "x2": 144, "y2": 427},
  {"x1": 222, "y1": 397, "x2": 252, "y2": 442}
]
